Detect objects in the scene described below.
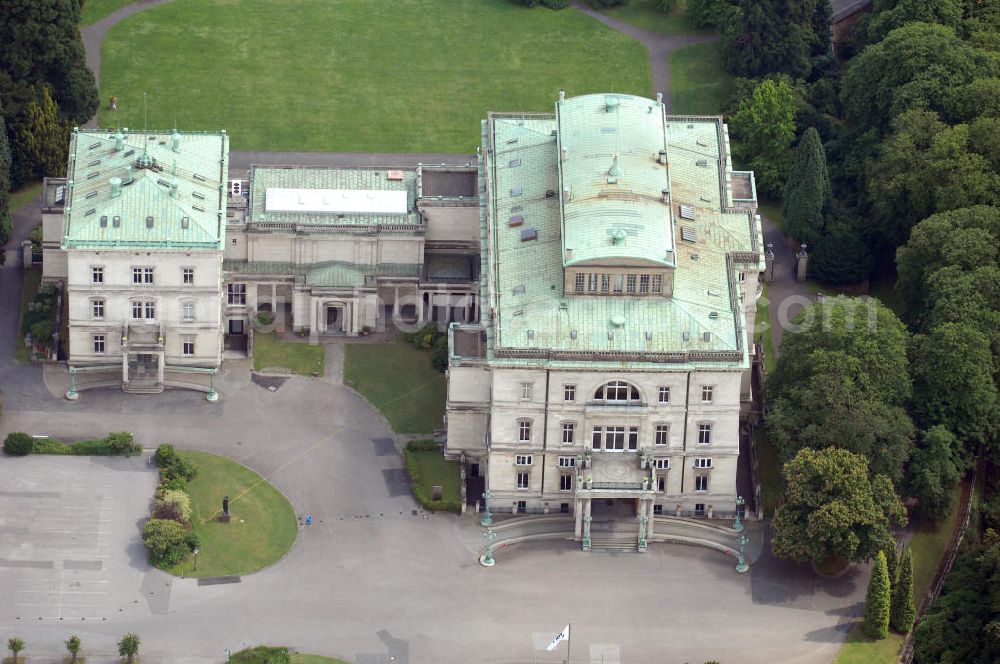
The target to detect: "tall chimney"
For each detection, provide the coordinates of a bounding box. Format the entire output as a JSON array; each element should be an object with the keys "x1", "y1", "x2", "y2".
[{"x1": 109, "y1": 177, "x2": 122, "y2": 198}]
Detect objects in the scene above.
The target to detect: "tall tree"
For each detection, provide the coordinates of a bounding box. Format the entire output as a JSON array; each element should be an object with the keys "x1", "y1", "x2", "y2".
[
  {"x1": 7, "y1": 86, "x2": 69, "y2": 184},
  {"x1": 867, "y1": 0, "x2": 963, "y2": 43},
  {"x1": 892, "y1": 547, "x2": 916, "y2": 633},
  {"x1": 0, "y1": 100, "x2": 12, "y2": 251},
  {"x1": 771, "y1": 447, "x2": 907, "y2": 564},
  {"x1": 728, "y1": 78, "x2": 797, "y2": 197},
  {"x1": 724, "y1": 0, "x2": 826, "y2": 79},
  {"x1": 783, "y1": 127, "x2": 831, "y2": 246},
  {"x1": 865, "y1": 551, "x2": 892, "y2": 639},
  {"x1": 906, "y1": 426, "x2": 962, "y2": 520},
  {"x1": 686, "y1": 0, "x2": 736, "y2": 28},
  {"x1": 909, "y1": 323, "x2": 999, "y2": 460}
]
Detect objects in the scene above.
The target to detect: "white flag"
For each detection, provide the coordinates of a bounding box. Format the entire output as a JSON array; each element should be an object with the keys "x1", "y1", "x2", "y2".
[{"x1": 546, "y1": 625, "x2": 570, "y2": 651}]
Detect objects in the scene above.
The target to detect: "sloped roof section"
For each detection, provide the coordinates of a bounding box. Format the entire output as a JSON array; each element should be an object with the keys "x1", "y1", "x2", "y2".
[
  {"x1": 63, "y1": 129, "x2": 228, "y2": 249},
  {"x1": 557, "y1": 93, "x2": 675, "y2": 268}
]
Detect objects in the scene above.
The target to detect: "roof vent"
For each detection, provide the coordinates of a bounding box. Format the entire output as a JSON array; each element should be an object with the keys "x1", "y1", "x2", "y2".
[
  {"x1": 709, "y1": 311, "x2": 719, "y2": 320},
  {"x1": 508, "y1": 215, "x2": 524, "y2": 227},
  {"x1": 681, "y1": 226, "x2": 696, "y2": 242},
  {"x1": 520, "y1": 228, "x2": 538, "y2": 242},
  {"x1": 658, "y1": 150, "x2": 668, "y2": 165},
  {"x1": 645, "y1": 331, "x2": 653, "y2": 340},
  {"x1": 171, "y1": 130, "x2": 181, "y2": 152},
  {"x1": 682, "y1": 331, "x2": 690, "y2": 341},
  {"x1": 109, "y1": 177, "x2": 122, "y2": 198},
  {"x1": 512, "y1": 285, "x2": 525, "y2": 295},
  {"x1": 169, "y1": 179, "x2": 179, "y2": 198},
  {"x1": 545, "y1": 189, "x2": 556, "y2": 198},
  {"x1": 527, "y1": 330, "x2": 535, "y2": 340},
  {"x1": 509, "y1": 158, "x2": 521, "y2": 168},
  {"x1": 608, "y1": 154, "x2": 622, "y2": 180},
  {"x1": 611, "y1": 315, "x2": 626, "y2": 327},
  {"x1": 661, "y1": 189, "x2": 669, "y2": 203},
  {"x1": 114, "y1": 130, "x2": 124, "y2": 151},
  {"x1": 563, "y1": 187, "x2": 572, "y2": 202},
  {"x1": 605, "y1": 95, "x2": 620, "y2": 112},
  {"x1": 611, "y1": 228, "x2": 627, "y2": 246},
  {"x1": 679, "y1": 205, "x2": 695, "y2": 221},
  {"x1": 703, "y1": 332, "x2": 711, "y2": 342},
  {"x1": 99, "y1": 215, "x2": 108, "y2": 228},
  {"x1": 112, "y1": 216, "x2": 121, "y2": 228},
  {"x1": 696, "y1": 159, "x2": 708, "y2": 167},
  {"x1": 145, "y1": 216, "x2": 154, "y2": 229},
  {"x1": 570, "y1": 330, "x2": 578, "y2": 340},
  {"x1": 510, "y1": 186, "x2": 522, "y2": 197},
  {"x1": 181, "y1": 216, "x2": 189, "y2": 229}
]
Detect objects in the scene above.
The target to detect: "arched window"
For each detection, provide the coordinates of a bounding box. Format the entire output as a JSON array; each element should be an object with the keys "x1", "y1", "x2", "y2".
[{"x1": 593, "y1": 380, "x2": 640, "y2": 402}]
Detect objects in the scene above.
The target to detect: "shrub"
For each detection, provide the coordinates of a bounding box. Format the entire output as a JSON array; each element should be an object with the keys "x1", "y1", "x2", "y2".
[
  {"x1": 157, "y1": 489, "x2": 192, "y2": 522},
  {"x1": 656, "y1": 0, "x2": 678, "y2": 11},
  {"x1": 106, "y1": 432, "x2": 140, "y2": 455},
  {"x1": 152, "y1": 500, "x2": 185, "y2": 523},
  {"x1": 154, "y1": 444, "x2": 178, "y2": 467},
  {"x1": 4, "y1": 432, "x2": 34, "y2": 456},
  {"x1": 406, "y1": 439, "x2": 439, "y2": 452},
  {"x1": 257, "y1": 311, "x2": 275, "y2": 326},
  {"x1": 159, "y1": 476, "x2": 189, "y2": 493},
  {"x1": 542, "y1": 0, "x2": 570, "y2": 7},
  {"x1": 142, "y1": 518, "x2": 189, "y2": 567},
  {"x1": 155, "y1": 445, "x2": 196, "y2": 482},
  {"x1": 31, "y1": 438, "x2": 71, "y2": 454},
  {"x1": 184, "y1": 532, "x2": 201, "y2": 552},
  {"x1": 432, "y1": 334, "x2": 448, "y2": 372},
  {"x1": 230, "y1": 646, "x2": 291, "y2": 664}
]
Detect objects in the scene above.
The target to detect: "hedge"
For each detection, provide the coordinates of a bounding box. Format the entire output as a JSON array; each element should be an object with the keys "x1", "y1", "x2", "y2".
[
  {"x1": 403, "y1": 440, "x2": 461, "y2": 513},
  {"x1": 230, "y1": 646, "x2": 291, "y2": 664},
  {"x1": 4, "y1": 431, "x2": 140, "y2": 456}
]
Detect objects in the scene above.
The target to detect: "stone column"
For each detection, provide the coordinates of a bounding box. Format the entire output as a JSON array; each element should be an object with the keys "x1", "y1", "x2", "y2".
[
  {"x1": 646, "y1": 499, "x2": 656, "y2": 540},
  {"x1": 309, "y1": 298, "x2": 319, "y2": 342},
  {"x1": 574, "y1": 497, "x2": 584, "y2": 539},
  {"x1": 582, "y1": 498, "x2": 593, "y2": 551},
  {"x1": 122, "y1": 351, "x2": 129, "y2": 384},
  {"x1": 157, "y1": 351, "x2": 165, "y2": 384},
  {"x1": 392, "y1": 287, "x2": 400, "y2": 320},
  {"x1": 270, "y1": 284, "x2": 276, "y2": 312}
]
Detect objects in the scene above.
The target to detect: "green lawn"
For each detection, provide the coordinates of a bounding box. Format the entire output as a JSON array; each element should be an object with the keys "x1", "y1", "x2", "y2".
[
  {"x1": 598, "y1": 0, "x2": 713, "y2": 35},
  {"x1": 15, "y1": 268, "x2": 43, "y2": 364},
  {"x1": 99, "y1": 0, "x2": 651, "y2": 153},
  {"x1": 253, "y1": 333, "x2": 325, "y2": 376},
  {"x1": 10, "y1": 181, "x2": 42, "y2": 214},
  {"x1": 834, "y1": 485, "x2": 963, "y2": 664},
  {"x1": 668, "y1": 42, "x2": 734, "y2": 115},
  {"x1": 410, "y1": 449, "x2": 461, "y2": 503},
  {"x1": 344, "y1": 342, "x2": 446, "y2": 434},
  {"x1": 756, "y1": 282, "x2": 776, "y2": 374},
  {"x1": 167, "y1": 450, "x2": 298, "y2": 578},
  {"x1": 290, "y1": 655, "x2": 350, "y2": 664},
  {"x1": 81, "y1": 0, "x2": 134, "y2": 26}
]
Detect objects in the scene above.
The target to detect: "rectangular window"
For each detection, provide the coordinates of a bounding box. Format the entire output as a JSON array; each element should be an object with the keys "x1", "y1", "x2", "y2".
[
  {"x1": 701, "y1": 386, "x2": 714, "y2": 403},
  {"x1": 738, "y1": 271, "x2": 746, "y2": 283},
  {"x1": 144, "y1": 301, "x2": 156, "y2": 319},
  {"x1": 587, "y1": 273, "x2": 599, "y2": 293},
  {"x1": 92, "y1": 299, "x2": 105, "y2": 319},
  {"x1": 654, "y1": 503, "x2": 663, "y2": 514},
  {"x1": 561, "y1": 502, "x2": 570, "y2": 513},
  {"x1": 182, "y1": 302, "x2": 195, "y2": 322},
  {"x1": 182, "y1": 268, "x2": 195, "y2": 285},
  {"x1": 131, "y1": 301, "x2": 143, "y2": 319},
  {"x1": 658, "y1": 387, "x2": 670, "y2": 403},
  {"x1": 698, "y1": 424, "x2": 712, "y2": 445},
  {"x1": 654, "y1": 425, "x2": 669, "y2": 446},
  {"x1": 574, "y1": 273, "x2": 585, "y2": 293},
  {"x1": 558, "y1": 456, "x2": 576, "y2": 468},
  {"x1": 613, "y1": 274, "x2": 624, "y2": 293},
  {"x1": 227, "y1": 283, "x2": 246, "y2": 305},
  {"x1": 695, "y1": 475, "x2": 709, "y2": 492},
  {"x1": 141, "y1": 267, "x2": 154, "y2": 284},
  {"x1": 639, "y1": 274, "x2": 650, "y2": 294},
  {"x1": 592, "y1": 427, "x2": 602, "y2": 450},
  {"x1": 520, "y1": 383, "x2": 533, "y2": 400},
  {"x1": 652, "y1": 274, "x2": 663, "y2": 294},
  {"x1": 562, "y1": 422, "x2": 575, "y2": 444},
  {"x1": 626, "y1": 274, "x2": 636, "y2": 294},
  {"x1": 694, "y1": 458, "x2": 712, "y2": 469},
  {"x1": 658, "y1": 477, "x2": 666, "y2": 493},
  {"x1": 515, "y1": 454, "x2": 532, "y2": 466},
  {"x1": 93, "y1": 334, "x2": 105, "y2": 354},
  {"x1": 563, "y1": 385, "x2": 576, "y2": 401},
  {"x1": 182, "y1": 338, "x2": 195, "y2": 356},
  {"x1": 695, "y1": 503, "x2": 706, "y2": 515},
  {"x1": 518, "y1": 420, "x2": 532, "y2": 443},
  {"x1": 132, "y1": 267, "x2": 143, "y2": 284},
  {"x1": 91, "y1": 267, "x2": 104, "y2": 284},
  {"x1": 605, "y1": 426, "x2": 625, "y2": 451},
  {"x1": 600, "y1": 274, "x2": 610, "y2": 293},
  {"x1": 628, "y1": 426, "x2": 638, "y2": 451},
  {"x1": 559, "y1": 474, "x2": 573, "y2": 491},
  {"x1": 653, "y1": 458, "x2": 670, "y2": 470},
  {"x1": 516, "y1": 472, "x2": 529, "y2": 489},
  {"x1": 517, "y1": 500, "x2": 527, "y2": 512}
]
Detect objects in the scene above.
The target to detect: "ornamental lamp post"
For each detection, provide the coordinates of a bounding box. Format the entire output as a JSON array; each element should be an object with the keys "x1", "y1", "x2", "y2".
[
  {"x1": 480, "y1": 490, "x2": 493, "y2": 526},
  {"x1": 481, "y1": 528, "x2": 497, "y2": 567},
  {"x1": 732, "y1": 495, "x2": 745, "y2": 533},
  {"x1": 66, "y1": 366, "x2": 79, "y2": 401},
  {"x1": 206, "y1": 370, "x2": 219, "y2": 402},
  {"x1": 736, "y1": 534, "x2": 749, "y2": 573},
  {"x1": 638, "y1": 514, "x2": 648, "y2": 552}
]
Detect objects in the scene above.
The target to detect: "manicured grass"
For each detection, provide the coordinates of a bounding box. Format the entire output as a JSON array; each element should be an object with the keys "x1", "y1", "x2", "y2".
[
  {"x1": 344, "y1": 342, "x2": 446, "y2": 434},
  {"x1": 15, "y1": 268, "x2": 43, "y2": 364},
  {"x1": 598, "y1": 0, "x2": 712, "y2": 35},
  {"x1": 834, "y1": 485, "x2": 963, "y2": 664},
  {"x1": 755, "y1": 282, "x2": 776, "y2": 374},
  {"x1": 167, "y1": 450, "x2": 298, "y2": 578},
  {"x1": 755, "y1": 426, "x2": 781, "y2": 518},
  {"x1": 410, "y1": 450, "x2": 461, "y2": 503},
  {"x1": 290, "y1": 655, "x2": 350, "y2": 664},
  {"x1": 668, "y1": 42, "x2": 734, "y2": 115},
  {"x1": 99, "y1": 0, "x2": 651, "y2": 153},
  {"x1": 253, "y1": 333, "x2": 324, "y2": 376},
  {"x1": 10, "y1": 181, "x2": 43, "y2": 214},
  {"x1": 81, "y1": 0, "x2": 134, "y2": 26}
]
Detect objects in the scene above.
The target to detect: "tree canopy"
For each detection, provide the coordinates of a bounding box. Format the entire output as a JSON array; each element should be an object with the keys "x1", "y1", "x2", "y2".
[
  {"x1": 784, "y1": 127, "x2": 831, "y2": 246},
  {"x1": 728, "y1": 78, "x2": 797, "y2": 197},
  {"x1": 723, "y1": 0, "x2": 831, "y2": 79}
]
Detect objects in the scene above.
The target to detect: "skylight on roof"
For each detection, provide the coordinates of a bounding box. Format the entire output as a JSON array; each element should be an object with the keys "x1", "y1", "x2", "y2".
[{"x1": 264, "y1": 188, "x2": 408, "y2": 215}]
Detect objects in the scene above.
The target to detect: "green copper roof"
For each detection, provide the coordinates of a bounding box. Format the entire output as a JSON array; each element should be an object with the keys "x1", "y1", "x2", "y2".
[
  {"x1": 62, "y1": 129, "x2": 228, "y2": 249},
  {"x1": 556, "y1": 93, "x2": 675, "y2": 268},
  {"x1": 249, "y1": 166, "x2": 420, "y2": 227},
  {"x1": 479, "y1": 93, "x2": 763, "y2": 367}
]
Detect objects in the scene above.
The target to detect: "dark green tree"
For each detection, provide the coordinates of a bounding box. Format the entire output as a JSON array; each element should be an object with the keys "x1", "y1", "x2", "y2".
[
  {"x1": 117, "y1": 633, "x2": 139, "y2": 664},
  {"x1": 65, "y1": 635, "x2": 81, "y2": 663},
  {"x1": 906, "y1": 426, "x2": 961, "y2": 520},
  {"x1": 864, "y1": 550, "x2": 892, "y2": 639},
  {"x1": 783, "y1": 127, "x2": 831, "y2": 246},
  {"x1": 728, "y1": 78, "x2": 796, "y2": 197},
  {"x1": 909, "y1": 323, "x2": 998, "y2": 459},
  {"x1": 686, "y1": 0, "x2": 736, "y2": 27},
  {"x1": 809, "y1": 227, "x2": 871, "y2": 284},
  {"x1": 895, "y1": 206, "x2": 1000, "y2": 323},
  {"x1": 0, "y1": 100, "x2": 12, "y2": 251},
  {"x1": 7, "y1": 85, "x2": 69, "y2": 184},
  {"x1": 892, "y1": 546, "x2": 916, "y2": 633},
  {"x1": 884, "y1": 540, "x2": 899, "y2": 593},
  {"x1": 771, "y1": 448, "x2": 907, "y2": 564},
  {"x1": 922, "y1": 266, "x2": 1000, "y2": 359},
  {"x1": 867, "y1": 0, "x2": 963, "y2": 43},
  {"x1": 724, "y1": 0, "x2": 827, "y2": 78}
]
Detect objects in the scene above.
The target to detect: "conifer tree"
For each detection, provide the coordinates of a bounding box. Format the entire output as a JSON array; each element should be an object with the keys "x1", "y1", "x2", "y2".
[
  {"x1": 784, "y1": 127, "x2": 831, "y2": 246},
  {"x1": 891, "y1": 547, "x2": 916, "y2": 633},
  {"x1": 884, "y1": 540, "x2": 898, "y2": 593},
  {"x1": 864, "y1": 550, "x2": 891, "y2": 639},
  {"x1": 0, "y1": 101, "x2": 12, "y2": 251}
]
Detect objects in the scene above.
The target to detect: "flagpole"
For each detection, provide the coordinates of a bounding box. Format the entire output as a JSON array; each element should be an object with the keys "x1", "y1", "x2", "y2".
[{"x1": 566, "y1": 623, "x2": 571, "y2": 664}]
